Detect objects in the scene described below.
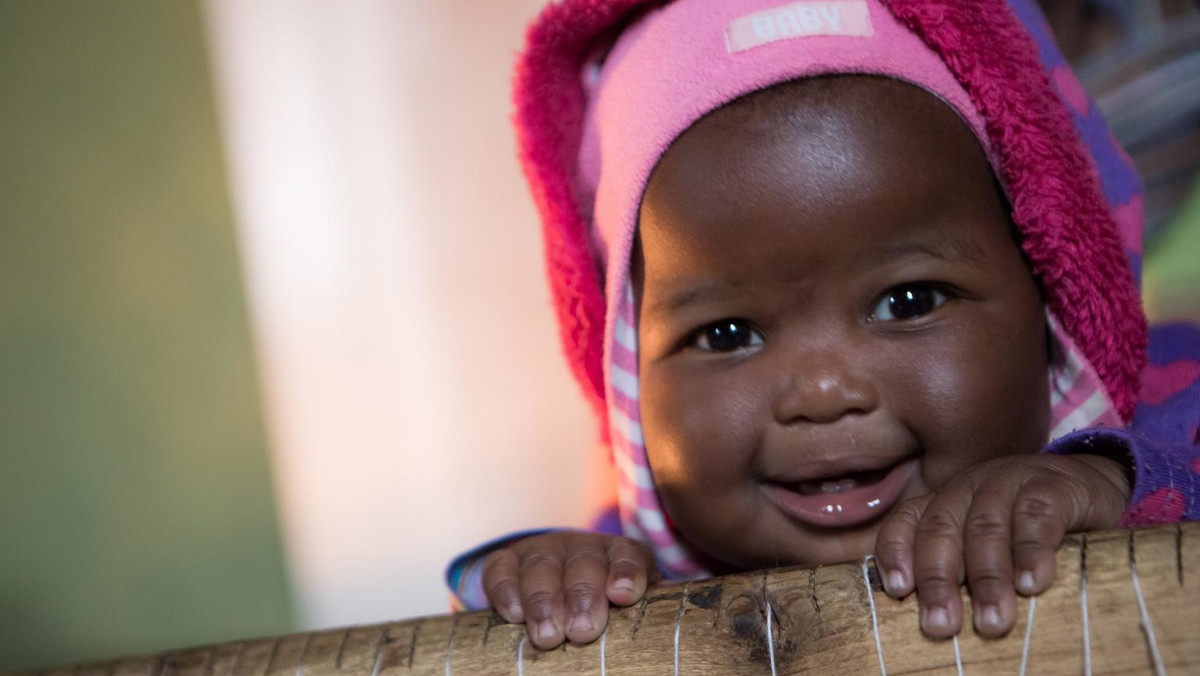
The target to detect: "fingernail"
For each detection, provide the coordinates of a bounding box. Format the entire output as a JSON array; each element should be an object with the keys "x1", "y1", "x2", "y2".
[
  {"x1": 1018, "y1": 571, "x2": 1036, "y2": 594},
  {"x1": 612, "y1": 578, "x2": 635, "y2": 594},
  {"x1": 886, "y1": 571, "x2": 907, "y2": 595},
  {"x1": 569, "y1": 615, "x2": 594, "y2": 634},
  {"x1": 924, "y1": 606, "x2": 950, "y2": 633},
  {"x1": 976, "y1": 605, "x2": 1001, "y2": 631},
  {"x1": 507, "y1": 604, "x2": 523, "y2": 621},
  {"x1": 537, "y1": 619, "x2": 556, "y2": 640}
]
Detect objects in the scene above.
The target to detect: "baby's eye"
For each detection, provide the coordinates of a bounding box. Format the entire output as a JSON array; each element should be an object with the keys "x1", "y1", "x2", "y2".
[
  {"x1": 869, "y1": 283, "x2": 949, "y2": 322},
  {"x1": 690, "y1": 319, "x2": 764, "y2": 352}
]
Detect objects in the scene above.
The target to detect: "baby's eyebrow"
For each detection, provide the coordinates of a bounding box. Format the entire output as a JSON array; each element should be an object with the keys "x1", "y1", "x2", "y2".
[
  {"x1": 879, "y1": 236, "x2": 987, "y2": 265},
  {"x1": 645, "y1": 236, "x2": 987, "y2": 319},
  {"x1": 646, "y1": 282, "x2": 738, "y2": 319}
]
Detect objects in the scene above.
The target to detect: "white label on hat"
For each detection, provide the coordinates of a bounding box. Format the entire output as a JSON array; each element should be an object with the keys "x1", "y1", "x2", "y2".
[{"x1": 726, "y1": 1, "x2": 873, "y2": 53}]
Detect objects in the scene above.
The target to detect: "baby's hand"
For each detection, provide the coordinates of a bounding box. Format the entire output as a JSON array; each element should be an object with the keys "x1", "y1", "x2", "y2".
[
  {"x1": 482, "y1": 531, "x2": 658, "y2": 648},
  {"x1": 873, "y1": 453, "x2": 1130, "y2": 639}
]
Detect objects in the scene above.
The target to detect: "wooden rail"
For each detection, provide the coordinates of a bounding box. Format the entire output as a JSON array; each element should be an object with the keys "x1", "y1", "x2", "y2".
[{"x1": 25, "y1": 522, "x2": 1200, "y2": 675}]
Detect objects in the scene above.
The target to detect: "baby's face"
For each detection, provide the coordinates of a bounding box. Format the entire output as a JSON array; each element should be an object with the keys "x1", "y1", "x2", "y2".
[{"x1": 635, "y1": 77, "x2": 1051, "y2": 572}]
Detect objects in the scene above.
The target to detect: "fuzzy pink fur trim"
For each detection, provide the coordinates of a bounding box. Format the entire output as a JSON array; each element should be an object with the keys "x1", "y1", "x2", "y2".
[
  {"x1": 879, "y1": 0, "x2": 1146, "y2": 419},
  {"x1": 513, "y1": 0, "x2": 665, "y2": 436}
]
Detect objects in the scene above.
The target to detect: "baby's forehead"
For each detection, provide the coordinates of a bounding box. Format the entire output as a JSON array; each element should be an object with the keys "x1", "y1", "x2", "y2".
[
  {"x1": 669, "y1": 75, "x2": 981, "y2": 159},
  {"x1": 645, "y1": 75, "x2": 998, "y2": 216},
  {"x1": 634, "y1": 74, "x2": 1021, "y2": 296}
]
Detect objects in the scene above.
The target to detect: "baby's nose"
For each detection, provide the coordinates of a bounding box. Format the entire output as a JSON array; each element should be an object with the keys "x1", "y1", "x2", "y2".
[{"x1": 772, "y1": 353, "x2": 879, "y2": 424}]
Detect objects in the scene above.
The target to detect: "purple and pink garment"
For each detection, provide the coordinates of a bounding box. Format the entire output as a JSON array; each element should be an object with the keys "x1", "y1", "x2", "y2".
[{"x1": 448, "y1": 0, "x2": 1200, "y2": 607}]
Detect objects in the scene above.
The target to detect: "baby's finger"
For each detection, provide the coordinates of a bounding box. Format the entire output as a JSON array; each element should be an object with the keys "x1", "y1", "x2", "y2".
[
  {"x1": 874, "y1": 495, "x2": 930, "y2": 597},
  {"x1": 1009, "y1": 480, "x2": 1071, "y2": 596},
  {"x1": 519, "y1": 548, "x2": 568, "y2": 649},
  {"x1": 482, "y1": 549, "x2": 525, "y2": 623},
  {"x1": 913, "y1": 494, "x2": 969, "y2": 639},
  {"x1": 606, "y1": 537, "x2": 656, "y2": 606},
  {"x1": 561, "y1": 536, "x2": 610, "y2": 644},
  {"x1": 962, "y1": 488, "x2": 1020, "y2": 637}
]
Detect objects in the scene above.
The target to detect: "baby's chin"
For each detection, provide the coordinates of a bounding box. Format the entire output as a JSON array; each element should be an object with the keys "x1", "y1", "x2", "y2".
[
  {"x1": 685, "y1": 514, "x2": 890, "y2": 574},
  {"x1": 782, "y1": 527, "x2": 884, "y2": 568}
]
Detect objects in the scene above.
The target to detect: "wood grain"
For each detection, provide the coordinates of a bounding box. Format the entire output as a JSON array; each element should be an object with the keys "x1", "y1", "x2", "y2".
[{"x1": 24, "y1": 521, "x2": 1200, "y2": 675}]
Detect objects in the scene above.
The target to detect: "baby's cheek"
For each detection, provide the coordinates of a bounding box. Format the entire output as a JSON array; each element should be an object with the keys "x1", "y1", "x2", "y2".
[
  {"x1": 644, "y1": 407, "x2": 750, "y2": 490},
  {"x1": 913, "y1": 330, "x2": 1048, "y2": 486},
  {"x1": 639, "y1": 362, "x2": 774, "y2": 564},
  {"x1": 643, "y1": 371, "x2": 759, "y2": 479},
  {"x1": 653, "y1": 464, "x2": 772, "y2": 571}
]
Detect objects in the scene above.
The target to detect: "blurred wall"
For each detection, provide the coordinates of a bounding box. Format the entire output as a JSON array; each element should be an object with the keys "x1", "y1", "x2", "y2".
[
  {"x1": 0, "y1": 1, "x2": 291, "y2": 669},
  {"x1": 1, "y1": 0, "x2": 609, "y2": 666},
  {"x1": 202, "y1": 0, "x2": 607, "y2": 631}
]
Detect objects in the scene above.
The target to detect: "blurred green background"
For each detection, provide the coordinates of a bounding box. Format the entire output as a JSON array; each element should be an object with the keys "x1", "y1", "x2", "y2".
[
  {"x1": 1146, "y1": 174, "x2": 1200, "y2": 318},
  {"x1": 0, "y1": 1, "x2": 292, "y2": 670}
]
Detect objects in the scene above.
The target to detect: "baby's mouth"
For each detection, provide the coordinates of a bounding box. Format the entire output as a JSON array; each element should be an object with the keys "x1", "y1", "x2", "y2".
[{"x1": 762, "y1": 457, "x2": 920, "y2": 528}]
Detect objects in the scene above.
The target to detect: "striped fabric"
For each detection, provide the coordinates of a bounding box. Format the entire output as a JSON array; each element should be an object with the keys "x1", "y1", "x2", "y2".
[
  {"x1": 609, "y1": 284, "x2": 704, "y2": 577},
  {"x1": 1048, "y1": 315, "x2": 1125, "y2": 439}
]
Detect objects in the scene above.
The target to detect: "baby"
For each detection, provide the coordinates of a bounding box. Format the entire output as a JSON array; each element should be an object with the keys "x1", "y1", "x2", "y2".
[{"x1": 448, "y1": 0, "x2": 1200, "y2": 650}]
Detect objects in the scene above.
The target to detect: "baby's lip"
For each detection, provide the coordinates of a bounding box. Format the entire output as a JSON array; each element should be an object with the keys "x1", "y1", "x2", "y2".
[{"x1": 764, "y1": 452, "x2": 918, "y2": 485}]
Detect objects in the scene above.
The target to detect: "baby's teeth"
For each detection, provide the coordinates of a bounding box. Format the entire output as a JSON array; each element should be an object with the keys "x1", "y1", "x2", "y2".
[{"x1": 819, "y1": 479, "x2": 858, "y2": 494}]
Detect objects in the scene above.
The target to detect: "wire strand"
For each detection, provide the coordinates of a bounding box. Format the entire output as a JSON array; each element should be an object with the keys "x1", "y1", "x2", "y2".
[
  {"x1": 1019, "y1": 597, "x2": 1038, "y2": 676},
  {"x1": 600, "y1": 629, "x2": 607, "y2": 676},
  {"x1": 862, "y1": 556, "x2": 888, "y2": 676},
  {"x1": 1130, "y1": 555, "x2": 1167, "y2": 675},
  {"x1": 766, "y1": 600, "x2": 778, "y2": 676}
]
